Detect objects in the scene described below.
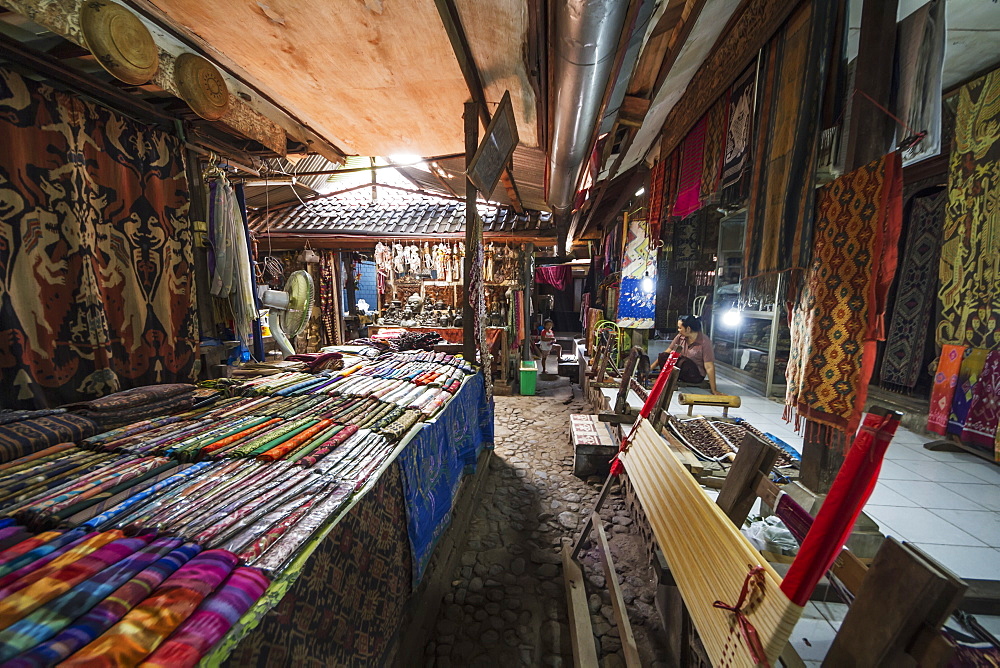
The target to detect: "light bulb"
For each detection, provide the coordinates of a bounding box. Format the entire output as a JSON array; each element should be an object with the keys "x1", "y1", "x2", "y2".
[
  {"x1": 641, "y1": 274, "x2": 653, "y2": 293},
  {"x1": 722, "y1": 308, "x2": 742, "y2": 327}
]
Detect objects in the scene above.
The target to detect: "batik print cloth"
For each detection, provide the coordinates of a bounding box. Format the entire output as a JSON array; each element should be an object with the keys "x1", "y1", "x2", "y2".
[
  {"x1": 947, "y1": 348, "x2": 989, "y2": 437},
  {"x1": 928, "y1": 344, "x2": 968, "y2": 435},
  {"x1": 616, "y1": 214, "x2": 656, "y2": 329},
  {"x1": 785, "y1": 153, "x2": 903, "y2": 435},
  {"x1": 879, "y1": 189, "x2": 945, "y2": 389},
  {"x1": 0, "y1": 66, "x2": 197, "y2": 409},
  {"x1": 398, "y1": 373, "x2": 493, "y2": 584},
  {"x1": 960, "y1": 351, "x2": 1000, "y2": 459},
  {"x1": 939, "y1": 68, "x2": 1000, "y2": 350}
]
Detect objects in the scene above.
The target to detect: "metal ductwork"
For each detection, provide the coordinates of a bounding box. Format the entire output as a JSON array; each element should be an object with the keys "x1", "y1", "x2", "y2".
[{"x1": 546, "y1": 0, "x2": 631, "y2": 214}]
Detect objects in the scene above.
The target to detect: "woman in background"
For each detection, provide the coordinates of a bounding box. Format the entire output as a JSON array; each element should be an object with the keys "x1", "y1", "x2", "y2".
[{"x1": 650, "y1": 315, "x2": 720, "y2": 394}]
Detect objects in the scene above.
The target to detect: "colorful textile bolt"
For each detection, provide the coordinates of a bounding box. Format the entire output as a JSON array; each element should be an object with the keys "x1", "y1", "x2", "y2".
[
  {"x1": 0, "y1": 535, "x2": 153, "y2": 631},
  {"x1": 61, "y1": 549, "x2": 238, "y2": 667},
  {"x1": 5, "y1": 541, "x2": 200, "y2": 668},
  {"x1": 0, "y1": 537, "x2": 181, "y2": 663},
  {"x1": 138, "y1": 567, "x2": 270, "y2": 668},
  {"x1": 0, "y1": 415, "x2": 100, "y2": 466}
]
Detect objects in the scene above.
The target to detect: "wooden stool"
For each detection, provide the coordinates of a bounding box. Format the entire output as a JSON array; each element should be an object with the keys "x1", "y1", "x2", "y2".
[{"x1": 677, "y1": 392, "x2": 741, "y2": 417}]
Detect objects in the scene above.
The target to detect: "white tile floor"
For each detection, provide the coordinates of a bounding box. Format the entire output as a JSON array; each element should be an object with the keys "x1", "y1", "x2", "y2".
[{"x1": 672, "y1": 379, "x2": 1000, "y2": 664}]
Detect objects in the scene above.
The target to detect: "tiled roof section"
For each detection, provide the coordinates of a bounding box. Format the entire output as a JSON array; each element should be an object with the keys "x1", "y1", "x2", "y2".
[{"x1": 248, "y1": 184, "x2": 555, "y2": 237}]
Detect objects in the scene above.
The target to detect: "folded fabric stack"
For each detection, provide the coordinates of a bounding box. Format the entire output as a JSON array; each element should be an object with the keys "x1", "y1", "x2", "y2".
[
  {"x1": 0, "y1": 414, "x2": 100, "y2": 466},
  {"x1": 0, "y1": 526, "x2": 269, "y2": 667},
  {"x1": 62, "y1": 385, "x2": 198, "y2": 430}
]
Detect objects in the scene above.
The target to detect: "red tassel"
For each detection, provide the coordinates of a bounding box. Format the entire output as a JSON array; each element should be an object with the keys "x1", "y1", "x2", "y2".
[{"x1": 610, "y1": 456, "x2": 624, "y2": 476}]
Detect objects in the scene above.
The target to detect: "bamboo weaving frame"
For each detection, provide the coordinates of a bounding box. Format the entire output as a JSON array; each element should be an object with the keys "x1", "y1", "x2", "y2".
[{"x1": 621, "y1": 419, "x2": 802, "y2": 667}]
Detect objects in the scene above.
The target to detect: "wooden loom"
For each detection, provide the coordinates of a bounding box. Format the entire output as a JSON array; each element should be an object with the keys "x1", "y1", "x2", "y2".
[
  {"x1": 621, "y1": 419, "x2": 802, "y2": 666},
  {"x1": 612, "y1": 417, "x2": 969, "y2": 667}
]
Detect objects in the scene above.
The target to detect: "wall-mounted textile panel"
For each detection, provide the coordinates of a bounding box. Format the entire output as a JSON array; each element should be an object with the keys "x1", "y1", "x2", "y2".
[{"x1": 0, "y1": 67, "x2": 197, "y2": 409}]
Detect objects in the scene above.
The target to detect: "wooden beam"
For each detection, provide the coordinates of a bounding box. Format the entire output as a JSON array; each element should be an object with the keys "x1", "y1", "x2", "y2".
[
  {"x1": 435, "y1": 0, "x2": 525, "y2": 213},
  {"x1": 562, "y1": 543, "x2": 600, "y2": 668},
  {"x1": 0, "y1": 33, "x2": 175, "y2": 128},
  {"x1": 618, "y1": 95, "x2": 652, "y2": 128},
  {"x1": 843, "y1": 0, "x2": 899, "y2": 170},
  {"x1": 591, "y1": 513, "x2": 641, "y2": 668}
]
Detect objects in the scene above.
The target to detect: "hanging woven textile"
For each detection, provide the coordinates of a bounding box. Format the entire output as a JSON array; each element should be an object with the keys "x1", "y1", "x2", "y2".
[
  {"x1": 672, "y1": 115, "x2": 707, "y2": 219},
  {"x1": 318, "y1": 251, "x2": 343, "y2": 346},
  {"x1": 0, "y1": 66, "x2": 197, "y2": 409},
  {"x1": 720, "y1": 61, "x2": 758, "y2": 206},
  {"x1": 646, "y1": 159, "x2": 666, "y2": 243},
  {"x1": 785, "y1": 153, "x2": 903, "y2": 435},
  {"x1": 699, "y1": 95, "x2": 729, "y2": 204},
  {"x1": 947, "y1": 348, "x2": 989, "y2": 437},
  {"x1": 894, "y1": 0, "x2": 946, "y2": 167},
  {"x1": 879, "y1": 189, "x2": 945, "y2": 390},
  {"x1": 743, "y1": 1, "x2": 836, "y2": 287},
  {"x1": 938, "y1": 67, "x2": 1000, "y2": 350},
  {"x1": 209, "y1": 176, "x2": 257, "y2": 347},
  {"x1": 927, "y1": 344, "x2": 967, "y2": 435}
]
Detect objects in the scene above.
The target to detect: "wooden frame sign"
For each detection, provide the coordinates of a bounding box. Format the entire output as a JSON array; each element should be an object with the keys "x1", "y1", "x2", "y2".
[{"x1": 467, "y1": 90, "x2": 519, "y2": 197}]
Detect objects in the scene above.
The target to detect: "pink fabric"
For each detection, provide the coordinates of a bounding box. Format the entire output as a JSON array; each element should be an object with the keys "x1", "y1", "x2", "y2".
[
  {"x1": 673, "y1": 115, "x2": 708, "y2": 218},
  {"x1": 534, "y1": 266, "x2": 572, "y2": 291}
]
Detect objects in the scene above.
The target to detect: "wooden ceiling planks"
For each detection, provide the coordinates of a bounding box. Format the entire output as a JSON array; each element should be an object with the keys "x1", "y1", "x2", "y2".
[
  {"x1": 452, "y1": 0, "x2": 538, "y2": 147},
  {"x1": 144, "y1": 0, "x2": 472, "y2": 156}
]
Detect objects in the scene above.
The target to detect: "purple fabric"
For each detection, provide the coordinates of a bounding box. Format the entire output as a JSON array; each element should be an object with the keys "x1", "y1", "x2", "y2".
[{"x1": 533, "y1": 265, "x2": 572, "y2": 291}]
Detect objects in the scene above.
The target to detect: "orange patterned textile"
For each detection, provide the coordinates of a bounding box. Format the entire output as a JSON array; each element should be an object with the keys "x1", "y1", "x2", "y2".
[{"x1": 785, "y1": 153, "x2": 903, "y2": 435}]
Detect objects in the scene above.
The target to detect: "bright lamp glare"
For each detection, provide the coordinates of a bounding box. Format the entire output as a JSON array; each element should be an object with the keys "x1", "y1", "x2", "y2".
[
  {"x1": 722, "y1": 308, "x2": 742, "y2": 327},
  {"x1": 635, "y1": 187, "x2": 645, "y2": 197},
  {"x1": 388, "y1": 154, "x2": 424, "y2": 166},
  {"x1": 641, "y1": 275, "x2": 654, "y2": 293}
]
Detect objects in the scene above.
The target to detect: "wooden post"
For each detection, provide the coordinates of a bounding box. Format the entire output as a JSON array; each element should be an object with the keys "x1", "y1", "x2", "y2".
[
  {"x1": 344, "y1": 253, "x2": 357, "y2": 318},
  {"x1": 715, "y1": 431, "x2": 780, "y2": 526},
  {"x1": 825, "y1": 538, "x2": 965, "y2": 666},
  {"x1": 463, "y1": 101, "x2": 480, "y2": 364},
  {"x1": 522, "y1": 242, "x2": 534, "y2": 362}
]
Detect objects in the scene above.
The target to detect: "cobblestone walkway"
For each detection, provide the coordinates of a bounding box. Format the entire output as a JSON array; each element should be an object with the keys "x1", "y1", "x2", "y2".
[{"x1": 424, "y1": 377, "x2": 668, "y2": 667}]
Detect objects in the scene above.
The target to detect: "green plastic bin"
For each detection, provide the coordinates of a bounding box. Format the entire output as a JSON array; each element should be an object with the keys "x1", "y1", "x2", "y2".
[{"x1": 519, "y1": 360, "x2": 538, "y2": 396}]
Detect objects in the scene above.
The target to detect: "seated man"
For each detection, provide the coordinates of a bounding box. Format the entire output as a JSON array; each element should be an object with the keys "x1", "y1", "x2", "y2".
[{"x1": 649, "y1": 315, "x2": 721, "y2": 394}]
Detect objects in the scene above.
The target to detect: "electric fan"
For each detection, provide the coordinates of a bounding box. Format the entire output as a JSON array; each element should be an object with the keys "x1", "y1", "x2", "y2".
[{"x1": 261, "y1": 270, "x2": 314, "y2": 357}]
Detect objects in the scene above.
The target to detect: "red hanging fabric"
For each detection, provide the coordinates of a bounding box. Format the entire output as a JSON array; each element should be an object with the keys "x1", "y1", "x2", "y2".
[{"x1": 780, "y1": 411, "x2": 901, "y2": 606}]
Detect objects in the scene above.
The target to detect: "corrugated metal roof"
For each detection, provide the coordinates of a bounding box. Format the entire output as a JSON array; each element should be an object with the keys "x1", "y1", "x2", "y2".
[
  {"x1": 395, "y1": 145, "x2": 548, "y2": 212},
  {"x1": 248, "y1": 183, "x2": 554, "y2": 238}
]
